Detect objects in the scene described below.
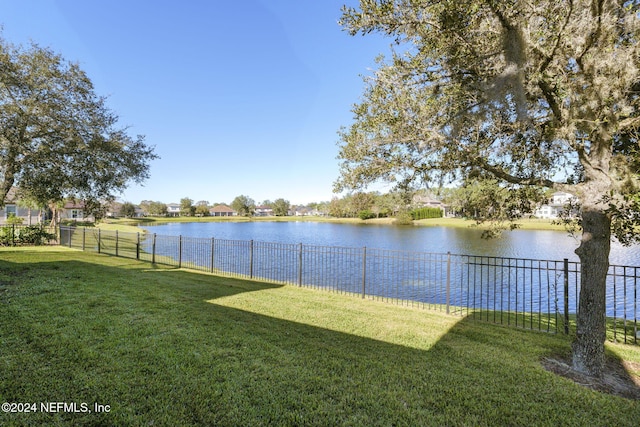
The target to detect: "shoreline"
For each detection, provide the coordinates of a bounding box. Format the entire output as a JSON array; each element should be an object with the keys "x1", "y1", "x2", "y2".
[{"x1": 98, "y1": 216, "x2": 570, "y2": 234}]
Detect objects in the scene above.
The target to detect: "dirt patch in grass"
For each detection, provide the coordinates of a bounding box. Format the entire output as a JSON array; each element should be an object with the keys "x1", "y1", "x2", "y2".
[{"x1": 542, "y1": 357, "x2": 640, "y2": 400}]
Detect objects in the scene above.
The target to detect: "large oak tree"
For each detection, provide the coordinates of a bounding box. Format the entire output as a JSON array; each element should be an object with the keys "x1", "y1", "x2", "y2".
[
  {"x1": 0, "y1": 36, "x2": 157, "y2": 214},
  {"x1": 336, "y1": 0, "x2": 640, "y2": 377}
]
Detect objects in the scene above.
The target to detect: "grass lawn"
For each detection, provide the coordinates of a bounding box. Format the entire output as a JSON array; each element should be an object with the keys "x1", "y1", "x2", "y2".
[{"x1": 1, "y1": 247, "x2": 638, "y2": 426}]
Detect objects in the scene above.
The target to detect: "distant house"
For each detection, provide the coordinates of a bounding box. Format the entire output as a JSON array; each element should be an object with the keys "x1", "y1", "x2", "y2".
[
  {"x1": 61, "y1": 201, "x2": 95, "y2": 222},
  {"x1": 294, "y1": 207, "x2": 311, "y2": 216},
  {"x1": 105, "y1": 202, "x2": 122, "y2": 218},
  {"x1": 254, "y1": 205, "x2": 273, "y2": 217},
  {"x1": 209, "y1": 205, "x2": 237, "y2": 217},
  {"x1": 534, "y1": 191, "x2": 578, "y2": 219},
  {"x1": 293, "y1": 206, "x2": 326, "y2": 217},
  {"x1": 0, "y1": 187, "x2": 43, "y2": 225},
  {"x1": 166, "y1": 203, "x2": 181, "y2": 217}
]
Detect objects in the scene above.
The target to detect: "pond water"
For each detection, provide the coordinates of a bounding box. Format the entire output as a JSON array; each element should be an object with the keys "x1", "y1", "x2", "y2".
[{"x1": 140, "y1": 221, "x2": 640, "y2": 266}]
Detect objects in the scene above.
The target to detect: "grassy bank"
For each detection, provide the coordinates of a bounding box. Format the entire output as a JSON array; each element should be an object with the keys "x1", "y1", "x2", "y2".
[
  {"x1": 0, "y1": 247, "x2": 638, "y2": 426},
  {"x1": 101, "y1": 215, "x2": 568, "y2": 233}
]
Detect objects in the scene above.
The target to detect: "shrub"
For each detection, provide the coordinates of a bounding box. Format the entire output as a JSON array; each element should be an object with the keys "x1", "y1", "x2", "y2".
[
  {"x1": 358, "y1": 210, "x2": 376, "y2": 220},
  {"x1": 17, "y1": 226, "x2": 56, "y2": 245},
  {"x1": 393, "y1": 211, "x2": 414, "y2": 225},
  {"x1": 410, "y1": 207, "x2": 443, "y2": 220},
  {"x1": 0, "y1": 225, "x2": 56, "y2": 246},
  {"x1": 0, "y1": 225, "x2": 16, "y2": 246},
  {"x1": 6, "y1": 213, "x2": 24, "y2": 225}
]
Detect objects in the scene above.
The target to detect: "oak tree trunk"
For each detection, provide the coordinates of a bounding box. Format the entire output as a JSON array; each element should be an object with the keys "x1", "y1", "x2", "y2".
[{"x1": 572, "y1": 208, "x2": 611, "y2": 378}]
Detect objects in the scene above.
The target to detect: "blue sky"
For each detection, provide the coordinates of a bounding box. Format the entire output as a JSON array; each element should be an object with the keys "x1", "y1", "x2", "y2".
[{"x1": 0, "y1": 0, "x2": 391, "y2": 205}]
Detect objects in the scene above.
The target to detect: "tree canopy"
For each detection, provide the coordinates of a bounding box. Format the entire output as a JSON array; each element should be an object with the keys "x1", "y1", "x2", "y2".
[
  {"x1": 231, "y1": 195, "x2": 256, "y2": 217},
  {"x1": 337, "y1": 0, "x2": 640, "y2": 377},
  {"x1": 0, "y1": 36, "x2": 157, "y2": 212},
  {"x1": 272, "y1": 198, "x2": 290, "y2": 216},
  {"x1": 119, "y1": 202, "x2": 137, "y2": 218}
]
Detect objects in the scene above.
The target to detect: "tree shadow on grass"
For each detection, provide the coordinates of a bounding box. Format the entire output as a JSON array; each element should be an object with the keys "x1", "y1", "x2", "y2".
[
  {"x1": 1, "y1": 253, "x2": 639, "y2": 426},
  {"x1": 542, "y1": 353, "x2": 640, "y2": 400}
]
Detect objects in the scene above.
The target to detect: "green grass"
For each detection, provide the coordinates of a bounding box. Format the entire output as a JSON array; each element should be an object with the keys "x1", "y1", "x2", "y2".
[
  {"x1": 102, "y1": 215, "x2": 567, "y2": 233},
  {"x1": 412, "y1": 216, "x2": 568, "y2": 231},
  {"x1": 1, "y1": 247, "x2": 638, "y2": 426}
]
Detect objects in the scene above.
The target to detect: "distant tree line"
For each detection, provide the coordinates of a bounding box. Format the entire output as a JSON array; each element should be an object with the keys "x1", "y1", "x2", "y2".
[{"x1": 121, "y1": 181, "x2": 553, "y2": 224}]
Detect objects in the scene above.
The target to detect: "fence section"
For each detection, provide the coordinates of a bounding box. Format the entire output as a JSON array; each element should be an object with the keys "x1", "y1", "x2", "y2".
[{"x1": 59, "y1": 226, "x2": 639, "y2": 344}]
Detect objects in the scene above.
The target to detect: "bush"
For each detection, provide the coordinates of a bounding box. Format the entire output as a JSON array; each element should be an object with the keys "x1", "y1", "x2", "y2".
[
  {"x1": 0, "y1": 225, "x2": 16, "y2": 246},
  {"x1": 6, "y1": 213, "x2": 24, "y2": 225},
  {"x1": 393, "y1": 211, "x2": 414, "y2": 225},
  {"x1": 358, "y1": 210, "x2": 376, "y2": 220},
  {"x1": 17, "y1": 226, "x2": 56, "y2": 245},
  {"x1": 410, "y1": 207, "x2": 443, "y2": 220},
  {"x1": 0, "y1": 225, "x2": 56, "y2": 246}
]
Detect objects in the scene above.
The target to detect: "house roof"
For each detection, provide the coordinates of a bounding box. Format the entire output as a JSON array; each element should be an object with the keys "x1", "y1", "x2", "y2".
[
  {"x1": 64, "y1": 201, "x2": 86, "y2": 209},
  {"x1": 413, "y1": 194, "x2": 445, "y2": 206},
  {"x1": 210, "y1": 205, "x2": 236, "y2": 213},
  {"x1": 3, "y1": 187, "x2": 18, "y2": 204}
]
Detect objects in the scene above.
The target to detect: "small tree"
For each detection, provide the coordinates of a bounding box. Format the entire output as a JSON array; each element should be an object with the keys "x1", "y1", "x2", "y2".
[
  {"x1": 147, "y1": 201, "x2": 167, "y2": 216},
  {"x1": 5, "y1": 213, "x2": 23, "y2": 225},
  {"x1": 231, "y1": 195, "x2": 255, "y2": 217},
  {"x1": 272, "y1": 198, "x2": 290, "y2": 216},
  {"x1": 119, "y1": 202, "x2": 137, "y2": 218},
  {"x1": 195, "y1": 204, "x2": 210, "y2": 217},
  {"x1": 180, "y1": 198, "x2": 195, "y2": 217}
]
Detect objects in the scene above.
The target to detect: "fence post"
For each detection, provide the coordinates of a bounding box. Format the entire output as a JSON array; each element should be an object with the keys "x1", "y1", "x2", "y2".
[
  {"x1": 362, "y1": 246, "x2": 367, "y2": 299},
  {"x1": 136, "y1": 233, "x2": 140, "y2": 260},
  {"x1": 82, "y1": 227, "x2": 86, "y2": 251},
  {"x1": 68, "y1": 227, "x2": 73, "y2": 248},
  {"x1": 152, "y1": 233, "x2": 157, "y2": 264},
  {"x1": 249, "y1": 240, "x2": 254, "y2": 279},
  {"x1": 298, "y1": 242, "x2": 303, "y2": 287},
  {"x1": 564, "y1": 258, "x2": 570, "y2": 335},
  {"x1": 178, "y1": 235, "x2": 182, "y2": 268},
  {"x1": 97, "y1": 228, "x2": 101, "y2": 253},
  {"x1": 446, "y1": 252, "x2": 451, "y2": 314},
  {"x1": 11, "y1": 224, "x2": 15, "y2": 247},
  {"x1": 210, "y1": 237, "x2": 215, "y2": 273},
  {"x1": 115, "y1": 230, "x2": 119, "y2": 257}
]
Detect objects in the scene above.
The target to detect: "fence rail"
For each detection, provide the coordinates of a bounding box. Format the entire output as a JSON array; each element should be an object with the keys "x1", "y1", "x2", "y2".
[{"x1": 59, "y1": 226, "x2": 639, "y2": 344}]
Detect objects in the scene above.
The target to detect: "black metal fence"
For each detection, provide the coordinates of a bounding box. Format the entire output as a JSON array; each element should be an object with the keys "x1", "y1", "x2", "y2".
[{"x1": 59, "y1": 226, "x2": 639, "y2": 344}]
